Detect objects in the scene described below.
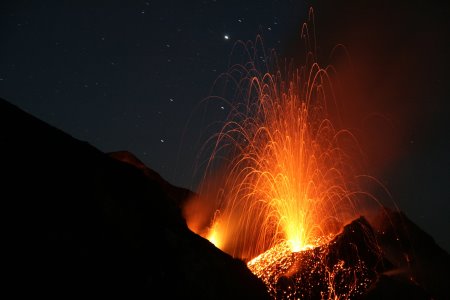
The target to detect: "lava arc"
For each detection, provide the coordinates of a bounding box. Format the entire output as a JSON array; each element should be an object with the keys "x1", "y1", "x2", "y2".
[{"x1": 184, "y1": 7, "x2": 382, "y2": 298}]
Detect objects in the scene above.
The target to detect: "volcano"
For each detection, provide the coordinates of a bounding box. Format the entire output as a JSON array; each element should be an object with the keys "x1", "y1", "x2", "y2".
[
  {"x1": 247, "y1": 211, "x2": 450, "y2": 299},
  {"x1": 2, "y1": 97, "x2": 449, "y2": 299}
]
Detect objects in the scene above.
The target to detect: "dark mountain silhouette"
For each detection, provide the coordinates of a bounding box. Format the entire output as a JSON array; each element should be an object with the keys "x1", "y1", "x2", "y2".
[
  {"x1": 366, "y1": 208, "x2": 450, "y2": 299},
  {"x1": 108, "y1": 150, "x2": 195, "y2": 208},
  {"x1": 1, "y1": 98, "x2": 269, "y2": 299},
  {"x1": 2, "y1": 97, "x2": 449, "y2": 299}
]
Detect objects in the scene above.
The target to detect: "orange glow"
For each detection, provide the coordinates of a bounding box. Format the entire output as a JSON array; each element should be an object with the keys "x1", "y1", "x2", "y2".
[
  {"x1": 183, "y1": 7, "x2": 391, "y2": 299},
  {"x1": 189, "y1": 10, "x2": 366, "y2": 261},
  {"x1": 182, "y1": 8, "x2": 389, "y2": 297},
  {"x1": 206, "y1": 219, "x2": 223, "y2": 249}
]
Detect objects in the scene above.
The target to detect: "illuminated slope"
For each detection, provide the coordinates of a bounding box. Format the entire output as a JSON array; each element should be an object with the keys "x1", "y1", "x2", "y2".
[{"x1": 247, "y1": 217, "x2": 382, "y2": 299}]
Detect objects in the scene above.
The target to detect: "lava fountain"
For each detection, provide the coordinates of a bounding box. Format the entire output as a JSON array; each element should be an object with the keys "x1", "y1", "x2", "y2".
[{"x1": 184, "y1": 8, "x2": 384, "y2": 299}]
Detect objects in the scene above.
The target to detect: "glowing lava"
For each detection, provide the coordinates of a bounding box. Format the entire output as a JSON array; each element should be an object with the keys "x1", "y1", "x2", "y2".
[{"x1": 185, "y1": 8, "x2": 382, "y2": 299}]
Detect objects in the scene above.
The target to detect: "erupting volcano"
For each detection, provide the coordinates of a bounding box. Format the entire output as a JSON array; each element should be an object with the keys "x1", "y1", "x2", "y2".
[
  {"x1": 184, "y1": 9, "x2": 392, "y2": 299},
  {"x1": 2, "y1": 1, "x2": 450, "y2": 299}
]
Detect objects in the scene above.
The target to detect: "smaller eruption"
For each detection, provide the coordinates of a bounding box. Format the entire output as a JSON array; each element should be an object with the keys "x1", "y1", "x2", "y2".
[{"x1": 206, "y1": 220, "x2": 223, "y2": 249}]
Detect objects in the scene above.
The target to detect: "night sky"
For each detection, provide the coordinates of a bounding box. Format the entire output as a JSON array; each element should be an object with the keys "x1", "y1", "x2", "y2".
[{"x1": 1, "y1": 1, "x2": 449, "y2": 252}]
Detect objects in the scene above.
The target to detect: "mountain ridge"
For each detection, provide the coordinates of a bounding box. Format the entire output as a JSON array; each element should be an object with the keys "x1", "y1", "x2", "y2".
[{"x1": 1, "y1": 97, "x2": 269, "y2": 299}]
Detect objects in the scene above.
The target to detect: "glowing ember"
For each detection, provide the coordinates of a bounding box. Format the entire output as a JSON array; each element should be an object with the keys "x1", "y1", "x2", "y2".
[{"x1": 185, "y1": 7, "x2": 383, "y2": 299}]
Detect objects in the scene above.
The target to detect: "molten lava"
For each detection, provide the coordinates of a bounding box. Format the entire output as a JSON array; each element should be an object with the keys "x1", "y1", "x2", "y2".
[{"x1": 185, "y1": 8, "x2": 384, "y2": 299}]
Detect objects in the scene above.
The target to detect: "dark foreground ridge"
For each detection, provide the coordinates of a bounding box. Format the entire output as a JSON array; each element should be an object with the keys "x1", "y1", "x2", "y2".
[
  {"x1": 2, "y1": 97, "x2": 449, "y2": 299},
  {"x1": 1, "y1": 98, "x2": 269, "y2": 299}
]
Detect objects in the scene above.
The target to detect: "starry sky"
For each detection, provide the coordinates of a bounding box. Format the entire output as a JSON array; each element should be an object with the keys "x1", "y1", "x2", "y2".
[{"x1": 1, "y1": 1, "x2": 449, "y2": 252}]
